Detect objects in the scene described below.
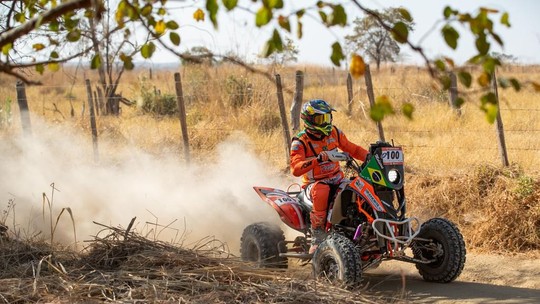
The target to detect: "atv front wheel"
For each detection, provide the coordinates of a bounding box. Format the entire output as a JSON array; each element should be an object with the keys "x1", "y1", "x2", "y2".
[
  {"x1": 312, "y1": 233, "x2": 362, "y2": 288},
  {"x1": 413, "y1": 218, "x2": 466, "y2": 283},
  {"x1": 240, "y1": 222, "x2": 287, "y2": 268}
]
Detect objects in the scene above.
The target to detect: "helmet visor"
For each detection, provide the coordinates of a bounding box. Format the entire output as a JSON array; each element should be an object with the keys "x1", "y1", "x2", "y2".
[{"x1": 313, "y1": 113, "x2": 332, "y2": 126}]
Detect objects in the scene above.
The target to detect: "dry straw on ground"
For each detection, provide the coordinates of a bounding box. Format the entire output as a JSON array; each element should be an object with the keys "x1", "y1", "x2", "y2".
[{"x1": 0, "y1": 221, "x2": 398, "y2": 303}]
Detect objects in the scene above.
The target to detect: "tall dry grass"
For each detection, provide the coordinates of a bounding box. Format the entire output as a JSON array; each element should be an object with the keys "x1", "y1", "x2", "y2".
[
  {"x1": 3, "y1": 63, "x2": 539, "y2": 173},
  {"x1": 1, "y1": 63, "x2": 539, "y2": 254}
]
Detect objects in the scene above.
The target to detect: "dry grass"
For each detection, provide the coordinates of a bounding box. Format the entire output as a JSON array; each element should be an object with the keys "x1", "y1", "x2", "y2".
[
  {"x1": 0, "y1": 222, "x2": 396, "y2": 303},
  {"x1": 407, "y1": 164, "x2": 540, "y2": 253},
  {"x1": 0, "y1": 63, "x2": 539, "y2": 301}
]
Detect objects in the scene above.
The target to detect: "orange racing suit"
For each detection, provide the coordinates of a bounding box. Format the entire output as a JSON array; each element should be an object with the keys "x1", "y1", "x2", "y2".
[{"x1": 290, "y1": 126, "x2": 368, "y2": 229}]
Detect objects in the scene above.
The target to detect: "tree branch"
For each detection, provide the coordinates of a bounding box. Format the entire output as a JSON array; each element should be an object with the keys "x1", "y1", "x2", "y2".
[
  {"x1": 0, "y1": 0, "x2": 92, "y2": 47},
  {"x1": 350, "y1": 0, "x2": 436, "y2": 77}
]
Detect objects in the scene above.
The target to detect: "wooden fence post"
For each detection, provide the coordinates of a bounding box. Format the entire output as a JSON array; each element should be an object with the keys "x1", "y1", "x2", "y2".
[
  {"x1": 174, "y1": 72, "x2": 190, "y2": 164},
  {"x1": 491, "y1": 70, "x2": 509, "y2": 167},
  {"x1": 85, "y1": 79, "x2": 99, "y2": 161},
  {"x1": 15, "y1": 81, "x2": 32, "y2": 136},
  {"x1": 93, "y1": 90, "x2": 100, "y2": 116},
  {"x1": 448, "y1": 71, "x2": 461, "y2": 116},
  {"x1": 346, "y1": 72, "x2": 353, "y2": 115},
  {"x1": 275, "y1": 74, "x2": 291, "y2": 165},
  {"x1": 364, "y1": 65, "x2": 386, "y2": 141},
  {"x1": 290, "y1": 70, "x2": 303, "y2": 132},
  {"x1": 96, "y1": 86, "x2": 104, "y2": 114}
]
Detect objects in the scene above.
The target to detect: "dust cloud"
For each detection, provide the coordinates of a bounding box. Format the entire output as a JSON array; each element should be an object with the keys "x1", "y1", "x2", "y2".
[{"x1": 0, "y1": 119, "x2": 296, "y2": 254}]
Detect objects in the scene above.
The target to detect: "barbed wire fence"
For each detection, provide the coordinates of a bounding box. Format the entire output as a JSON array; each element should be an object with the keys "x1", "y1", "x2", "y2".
[{"x1": 6, "y1": 65, "x2": 540, "y2": 171}]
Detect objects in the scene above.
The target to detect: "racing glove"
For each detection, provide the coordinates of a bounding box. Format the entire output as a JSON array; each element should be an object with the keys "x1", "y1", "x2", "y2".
[{"x1": 317, "y1": 151, "x2": 330, "y2": 163}]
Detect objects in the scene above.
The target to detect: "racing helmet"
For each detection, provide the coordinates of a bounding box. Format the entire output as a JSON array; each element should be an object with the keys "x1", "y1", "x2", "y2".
[{"x1": 300, "y1": 99, "x2": 335, "y2": 136}]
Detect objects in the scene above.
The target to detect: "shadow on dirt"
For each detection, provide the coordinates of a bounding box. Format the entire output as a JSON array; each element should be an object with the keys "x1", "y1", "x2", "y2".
[{"x1": 364, "y1": 272, "x2": 540, "y2": 304}]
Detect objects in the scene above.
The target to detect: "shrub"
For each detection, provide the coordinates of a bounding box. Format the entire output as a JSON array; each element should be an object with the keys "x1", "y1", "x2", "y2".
[{"x1": 226, "y1": 75, "x2": 253, "y2": 108}]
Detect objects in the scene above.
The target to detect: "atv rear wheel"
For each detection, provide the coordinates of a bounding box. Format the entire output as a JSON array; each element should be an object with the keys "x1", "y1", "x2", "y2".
[
  {"x1": 413, "y1": 218, "x2": 466, "y2": 283},
  {"x1": 240, "y1": 222, "x2": 287, "y2": 268},
  {"x1": 312, "y1": 233, "x2": 362, "y2": 288}
]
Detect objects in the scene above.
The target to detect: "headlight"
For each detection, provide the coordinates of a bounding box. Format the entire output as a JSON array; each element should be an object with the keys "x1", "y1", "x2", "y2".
[{"x1": 388, "y1": 169, "x2": 401, "y2": 184}]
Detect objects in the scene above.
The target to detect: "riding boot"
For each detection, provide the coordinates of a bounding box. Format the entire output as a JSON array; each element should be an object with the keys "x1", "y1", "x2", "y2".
[{"x1": 309, "y1": 227, "x2": 327, "y2": 255}]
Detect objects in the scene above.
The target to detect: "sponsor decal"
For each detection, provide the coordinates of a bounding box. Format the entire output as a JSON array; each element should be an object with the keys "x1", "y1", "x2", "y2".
[
  {"x1": 266, "y1": 191, "x2": 298, "y2": 206},
  {"x1": 320, "y1": 163, "x2": 336, "y2": 172},
  {"x1": 374, "y1": 153, "x2": 384, "y2": 169},
  {"x1": 301, "y1": 160, "x2": 313, "y2": 169},
  {"x1": 353, "y1": 178, "x2": 365, "y2": 190},
  {"x1": 363, "y1": 189, "x2": 384, "y2": 211}
]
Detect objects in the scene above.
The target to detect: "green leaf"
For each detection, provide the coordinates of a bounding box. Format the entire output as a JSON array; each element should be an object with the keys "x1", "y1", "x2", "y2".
[
  {"x1": 440, "y1": 75, "x2": 452, "y2": 90},
  {"x1": 482, "y1": 57, "x2": 500, "y2": 74},
  {"x1": 458, "y1": 71, "x2": 472, "y2": 88},
  {"x1": 391, "y1": 22, "x2": 409, "y2": 43},
  {"x1": 1, "y1": 43, "x2": 12, "y2": 55},
  {"x1": 319, "y1": 11, "x2": 328, "y2": 24},
  {"x1": 120, "y1": 53, "x2": 134, "y2": 70},
  {"x1": 33, "y1": 43, "x2": 46, "y2": 51},
  {"x1": 222, "y1": 0, "x2": 238, "y2": 10},
  {"x1": 91, "y1": 55, "x2": 101, "y2": 69},
  {"x1": 49, "y1": 20, "x2": 59, "y2": 32},
  {"x1": 434, "y1": 59, "x2": 446, "y2": 71},
  {"x1": 477, "y1": 72, "x2": 491, "y2": 87},
  {"x1": 48, "y1": 62, "x2": 60, "y2": 72},
  {"x1": 498, "y1": 77, "x2": 510, "y2": 89},
  {"x1": 475, "y1": 35, "x2": 490, "y2": 55},
  {"x1": 370, "y1": 95, "x2": 395, "y2": 122},
  {"x1": 256, "y1": 6, "x2": 272, "y2": 27},
  {"x1": 398, "y1": 8, "x2": 412, "y2": 22},
  {"x1": 401, "y1": 102, "x2": 414, "y2": 119},
  {"x1": 278, "y1": 15, "x2": 291, "y2": 32},
  {"x1": 297, "y1": 20, "x2": 303, "y2": 39},
  {"x1": 141, "y1": 42, "x2": 156, "y2": 59},
  {"x1": 330, "y1": 4, "x2": 347, "y2": 26},
  {"x1": 66, "y1": 29, "x2": 81, "y2": 42},
  {"x1": 483, "y1": 103, "x2": 498, "y2": 124},
  {"x1": 491, "y1": 33, "x2": 503, "y2": 46},
  {"x1": 166, "y1": 20, "x2": 179, "y2": 30},
  {"x1": 50, "y1": 51, "x2": 59, "y2": 59},
  {"x1": 443, "y1": 6, "x2": 454, "y2": 19},
  {"x1": 481, "y1": 92, "x2": 497, "y2": 105},
  {"x1": 35, "y1": 64, "x2": 44, "y2": 75},
  {"x1": 155, "y1": 20, "x2": 166, "y2": 35},
  {"x1": 330, "y1": 42, "x2": 344, "y2": 66},
  {"x1": 265, "y1": 0, "x2": 283, "y2": 9},
  {"x1": 170, "y1": 32, "x2": 181, "y2": 46},
  {"x1": 509, "y1": 78, "x2": 521, "y2": 91},
  {"x1": 141, "y1": 4, "x2": 152, "y2": 17},
  {"x1": 263, "y1": 29, "x2": 283, "y2": 57},
  {"x1": 206, "y1": 0, "x2": 219, "y2": 28},
  {"x1": 442, "y1": 25, "x2": 459, "y2": 49},
  {"x1": 501, "y1": 12, "x2": 510, "y2": 27},
  {"x1": 455, "y1": 97, "x2": 465, "y2": 107}
]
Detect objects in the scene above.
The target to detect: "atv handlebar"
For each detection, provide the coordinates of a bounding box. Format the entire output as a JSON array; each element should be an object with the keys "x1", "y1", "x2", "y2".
[{"x1": 326, "y1": 151, "x2": 351, "y2": 162}]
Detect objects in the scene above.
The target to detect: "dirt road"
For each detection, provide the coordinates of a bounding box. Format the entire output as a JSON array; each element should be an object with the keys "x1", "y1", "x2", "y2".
[{"x1": 365, "y1": 253, "x2": 540, "y2": 303}]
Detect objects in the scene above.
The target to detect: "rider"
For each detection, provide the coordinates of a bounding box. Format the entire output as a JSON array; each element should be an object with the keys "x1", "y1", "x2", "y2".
[{"x1": 290, "y1": 99, "x2": 368, "y2": 254}]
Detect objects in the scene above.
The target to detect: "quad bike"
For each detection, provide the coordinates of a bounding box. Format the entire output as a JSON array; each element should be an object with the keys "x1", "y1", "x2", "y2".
[{"x1": 240, "y1": 141, "x2": 466, "y2": 287}]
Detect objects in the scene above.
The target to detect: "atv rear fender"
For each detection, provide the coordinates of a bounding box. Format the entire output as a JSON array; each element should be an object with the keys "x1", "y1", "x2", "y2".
[{"x1": 253, "y1": 187, "x2": 307, "y2": 231}]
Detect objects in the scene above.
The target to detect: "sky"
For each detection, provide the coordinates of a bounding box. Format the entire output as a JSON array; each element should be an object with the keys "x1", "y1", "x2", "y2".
[{"x1": 152, "y1": 0, "x2": 540, "y2": 66}]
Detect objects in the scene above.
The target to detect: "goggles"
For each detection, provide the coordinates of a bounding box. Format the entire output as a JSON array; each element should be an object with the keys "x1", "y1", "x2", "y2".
[{"x1": 312, "y1": 113, "x2": 332, "y2": 125}]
